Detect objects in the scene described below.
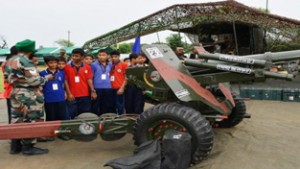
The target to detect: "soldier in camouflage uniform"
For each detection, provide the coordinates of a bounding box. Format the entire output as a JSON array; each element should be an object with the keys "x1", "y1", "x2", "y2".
[
  {"x1": 6, "y1": 39, "x2": 54, "y2": 155},
  {"x1": 2, "y1": 46, "x2": 18, "y2": 124}
]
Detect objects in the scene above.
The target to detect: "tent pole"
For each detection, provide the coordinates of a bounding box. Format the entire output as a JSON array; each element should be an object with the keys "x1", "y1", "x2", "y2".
[
  {"x1": 156, "y1": 32, "x2": 161, "y2": 44},
  {"x1": 232, "y1": 21, "x2": 239, "y2": 55}
]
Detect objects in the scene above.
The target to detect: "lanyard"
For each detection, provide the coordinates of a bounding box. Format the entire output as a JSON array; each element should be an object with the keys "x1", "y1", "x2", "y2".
[
  {"x1": 71, "y1": 62, "x2": 83, "y2": 75},
  {"x1": 98, "y1": 61, "x2": 108, "y2": 74},
  {"x1": 111, "y1": 61, "x2": 120, "y2": 74}
]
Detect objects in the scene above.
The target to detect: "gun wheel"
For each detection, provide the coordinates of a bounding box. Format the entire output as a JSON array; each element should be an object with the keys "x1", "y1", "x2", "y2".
[
  {"x1": 214, "y1": 92, "x2": 246, "y2": 128},
  {"x1": 133, "y1": 103, "x2": 214, "y2": 164}
]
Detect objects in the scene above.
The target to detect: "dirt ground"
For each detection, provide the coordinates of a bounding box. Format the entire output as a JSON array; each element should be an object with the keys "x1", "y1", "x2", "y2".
[{"x1": 0, "y1": 100, "x2": 299, "y2": 169}]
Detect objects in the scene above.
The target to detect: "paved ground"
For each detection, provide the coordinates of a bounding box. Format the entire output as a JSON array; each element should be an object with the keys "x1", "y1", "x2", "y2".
[{"x1": 0, "y1": 100, "x2": 299, "y2": 169}]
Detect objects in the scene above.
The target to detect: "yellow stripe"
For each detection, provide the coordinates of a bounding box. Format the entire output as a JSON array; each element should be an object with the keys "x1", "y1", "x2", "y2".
[{"x1": 143, "y1": 73, "x2": 154, "y2": 88}]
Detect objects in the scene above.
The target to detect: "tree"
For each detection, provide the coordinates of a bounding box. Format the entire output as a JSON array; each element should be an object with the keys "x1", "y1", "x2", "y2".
[
  {"x1": 0, "y1": 36, "x2": 8, "y2": 48},
  {"x1": 166, "y1": 34, "x2": 184, "y2": 50},
  {"x1": 166, "y1": 33, "x2": 192, "y2": 52},
  {"x1": 118, "y1": 43, "x2": 132, "y2": 54},
  {"x1": 55, "y1": 39, "x2": 75, "y2": 47}
]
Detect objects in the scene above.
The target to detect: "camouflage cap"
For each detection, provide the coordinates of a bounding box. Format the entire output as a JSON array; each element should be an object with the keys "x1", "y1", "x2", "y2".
[{"x1": 15, "y1": 39, "x2": 36, "y2": 53}]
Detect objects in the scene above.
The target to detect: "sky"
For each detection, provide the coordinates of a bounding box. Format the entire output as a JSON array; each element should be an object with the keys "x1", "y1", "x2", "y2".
[{"x1": 0, "y1": 0, "x2": 299, "y2": 48}]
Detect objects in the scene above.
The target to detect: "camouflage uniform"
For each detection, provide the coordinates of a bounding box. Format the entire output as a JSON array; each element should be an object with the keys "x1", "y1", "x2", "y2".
[{"x1": 6, "y1": 54, "x2": 47, "y2": 144}]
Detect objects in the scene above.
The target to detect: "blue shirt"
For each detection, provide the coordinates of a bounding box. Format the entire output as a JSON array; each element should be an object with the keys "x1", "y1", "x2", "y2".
[
  {"x1": 40, "y1": 69, "x2": 65, "y2": 103},
  {"x1": 91, "y1": 61, "x2": 112, "y2": 89}
]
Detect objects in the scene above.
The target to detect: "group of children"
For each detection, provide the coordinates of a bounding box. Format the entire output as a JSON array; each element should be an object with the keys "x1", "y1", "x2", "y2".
[{"x1": 40, "y1": 48, "x2": 148, "y2": 122}]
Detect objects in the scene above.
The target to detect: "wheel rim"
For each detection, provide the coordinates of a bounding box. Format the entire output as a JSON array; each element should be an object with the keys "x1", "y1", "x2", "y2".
[{"x1": 146, "y1": 119, "x2": 187, "y2": 140}]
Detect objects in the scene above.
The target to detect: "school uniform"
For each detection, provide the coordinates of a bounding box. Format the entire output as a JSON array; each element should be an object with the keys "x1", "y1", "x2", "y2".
[
  {"x1": 110, "y1": 61, "x2": 128, "y2": 115},
  {"x1": 125, "y1": 64, "x2": 145, "y2": 114},
  {"x1": 64, "y1": 62, "x2": 93, "y2": 119},
  {"x1": 40, "y1": 69, "x2": 68, "y2": 121},
  {"x1": 91, "y1": 61, "x2": 114, "y2": 115}
]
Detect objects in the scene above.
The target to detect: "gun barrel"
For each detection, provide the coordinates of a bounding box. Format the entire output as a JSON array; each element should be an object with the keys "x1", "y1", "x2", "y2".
[
  {"x1": 263, "y1": 71, "x2": 294, "y2": 80},
  {"x1": 185, "y1": 60, "x2": 294, "y2": 81},
  {"x1": 198, "y1": 53, "x2": 267, "y2": 66},
  {"x1": 185, "y1": 60, "x2": 253, "y2": 73},
  {"x1": 243, "y1": 50, "x2": 300, "y2": 62}
]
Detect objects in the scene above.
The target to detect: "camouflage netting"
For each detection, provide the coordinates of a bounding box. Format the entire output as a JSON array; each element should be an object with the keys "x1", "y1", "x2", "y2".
[{"x1": 82, "y1": 0, "x2": 300, "y2": 50}]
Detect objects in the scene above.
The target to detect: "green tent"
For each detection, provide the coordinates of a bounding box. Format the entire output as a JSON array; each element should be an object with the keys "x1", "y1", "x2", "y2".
[
  {"x1": 87, "y1": 46, "x2": 116, "y2": 58},
  {"x1": 0, "y1": 48, "x2": 10, "y2": 55},
  {"x1": 35, "y1": 47, "x2": 79, "y2": 57},
  {"x1": 1, "y1": 46, "x2": 80, "y2": 64},
  {"x1": 35, "y1": 47, "x2": 59, "y2": 65},
  {"x1": 35, "y1": 47, "x2": 79, "y2": 64},
  {"x1": 64, "y1": 47, "x2": 78, "y2": 55},
  {"x1": 0, "y1": 48, "x2": 10, "y2": 62},
  {"x1": 35, "y1": 47, "x2": 59, "y2": 57}
]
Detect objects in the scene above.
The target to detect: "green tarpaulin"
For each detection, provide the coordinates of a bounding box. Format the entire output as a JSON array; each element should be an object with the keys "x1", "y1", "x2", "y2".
[
  {"x1": 0, "y1": 49, "x2": 10, "y2": 62},
  {"x1": 1, "y1": 46, "x2": 85, "y2": 64},
  {"x1": 88, "y1": 46, "x2": 116, "y2": 57},
  {"x1": 35, "y1": 47, "x2": 59, "y2": 56},
  {"x1": 35, "y1": 47, "x2": 78, "y2": 64},
  {"x1": 0, "y1": 48, "x2": 10, "y2": 56},
  {"x1": 35, "y1": 47, "x2": 78, "y2": 57}
]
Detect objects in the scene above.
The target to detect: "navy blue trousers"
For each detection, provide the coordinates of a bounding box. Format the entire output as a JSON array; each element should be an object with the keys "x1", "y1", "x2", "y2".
[
  {"x1": 6, "y1": 99, "x2": 11, "y2": 124},
  {"x1": 112, "y1": 89, "x2": 125, "y2": 115},
  {"x1": 67, "y1": 96, "x2": 92, "y2": 119},
  {"x1": 92, "y1": 89, "x2": 115, "y2": 116},
  {"x1": 45, "y1": 101, "x2": 69, "y2": 121},
  {"x1": 125, "y1": 85, "x2": 145, "y2": 114}
]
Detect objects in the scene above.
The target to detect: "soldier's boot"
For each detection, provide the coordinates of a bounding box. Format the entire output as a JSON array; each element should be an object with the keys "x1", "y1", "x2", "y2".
[
  {"x1": 22, "y1": 144, "x2": 49, "y2": 155},
  {"x1": 10, "y1": 139, "x2": 22, "y2": 154}
]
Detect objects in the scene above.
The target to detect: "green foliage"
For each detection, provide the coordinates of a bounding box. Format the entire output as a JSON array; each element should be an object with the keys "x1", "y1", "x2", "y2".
[
  {"x1": 166, "y1": 34, "x2": 192, "y2": 53},
  {"x1": 166, "y1": 34, "x2": 184, "y2": 50},
  {"x1": 183, "y1": 43, "x2": 192, "y2": 53},
  {"x1": 267, "y1": 41, "x2": 300, "y2": 52},
  {"x1": 55, "y1": 39, "x2": 75, "y2": 47},
  {"x1": 117, "y1": 43, "x2": 149, "y2": 54},
  {"x1": 118, "y1": 43, "x2": 132, "y2": 54},
  {"x1": 267, "y1": 29, "x2": 300, "y2": 52}
]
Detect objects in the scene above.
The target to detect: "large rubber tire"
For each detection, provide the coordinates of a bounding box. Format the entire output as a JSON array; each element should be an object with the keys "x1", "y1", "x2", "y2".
[
  {"x1": 133, "y1": 103, "x2": 214, "y2": 164},
  {"x1": 215, "y1": 92, "x2": 246, "y2": 128}
]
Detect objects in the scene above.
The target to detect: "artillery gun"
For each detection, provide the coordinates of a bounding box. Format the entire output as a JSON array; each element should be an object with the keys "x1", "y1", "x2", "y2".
[{"x1": 0, "y1": 44, "x2": 299, "y2": 165}]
